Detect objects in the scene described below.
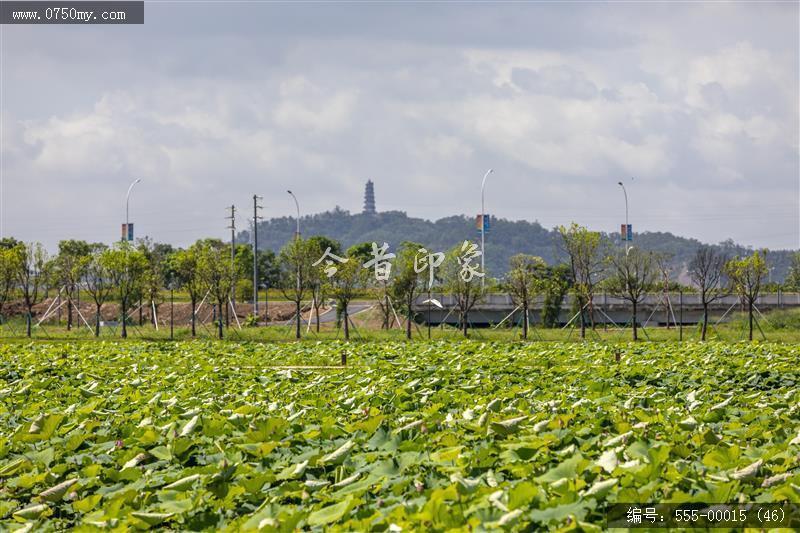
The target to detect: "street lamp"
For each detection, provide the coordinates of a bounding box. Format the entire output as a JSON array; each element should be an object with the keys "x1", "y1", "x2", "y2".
[
  {"x1": 287, "y1": 190, "x2": 300, "y2": 239},
  {"x1": 480, "y1": 169, "x2": 493, "y2": 289},
  {"x1": 617, "y1": 180, "x2": 630, "y2": 252},
  {"x1": 125, "y1": 178, "x2": 141, "y2": 241}
]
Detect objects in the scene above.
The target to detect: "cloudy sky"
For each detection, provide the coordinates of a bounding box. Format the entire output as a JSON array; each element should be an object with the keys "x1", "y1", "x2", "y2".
[{"x1": 1, "y1": 1, "x2": 798, "y2": 251}]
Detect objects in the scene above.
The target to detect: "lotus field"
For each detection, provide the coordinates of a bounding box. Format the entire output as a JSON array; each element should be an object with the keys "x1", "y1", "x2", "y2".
[{"x1": 1, "y1": 341, "x2": 799, "y2": 530}]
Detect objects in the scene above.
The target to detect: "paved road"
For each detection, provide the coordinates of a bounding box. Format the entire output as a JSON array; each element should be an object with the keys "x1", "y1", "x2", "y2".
[{"x1": 313, "y1": 303, "x2": 373, "y2": 324}]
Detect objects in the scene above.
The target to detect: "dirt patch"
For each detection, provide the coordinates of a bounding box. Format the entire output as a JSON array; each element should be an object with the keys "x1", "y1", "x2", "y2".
[{"x1": 1, "y1": 297, "x2": 309, "y2": 327}]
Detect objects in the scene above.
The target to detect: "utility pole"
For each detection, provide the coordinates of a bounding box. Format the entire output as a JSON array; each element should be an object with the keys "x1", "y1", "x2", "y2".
[
  {"x1": 226, "y1": 205, "x2": 236, "y2": 328},
  {"x1": 227, "y1": 205, "x2": 236, "y2": 267},
  {"x1": 252, "y1": 195, "x2": 263, "y2": 319}
]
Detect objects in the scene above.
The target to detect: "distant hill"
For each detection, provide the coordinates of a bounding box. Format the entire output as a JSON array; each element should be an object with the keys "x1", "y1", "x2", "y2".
[{"x1": 238, "y1": 207, "x2": 797, "y2": 282}]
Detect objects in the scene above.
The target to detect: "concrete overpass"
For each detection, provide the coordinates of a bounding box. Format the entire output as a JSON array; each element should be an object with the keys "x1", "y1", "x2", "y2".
[{"x1": 411, "y1": 292, "x2": 800, "y2": 327}]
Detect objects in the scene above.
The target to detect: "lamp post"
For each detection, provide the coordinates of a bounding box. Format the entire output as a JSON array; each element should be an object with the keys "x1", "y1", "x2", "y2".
[
  {"x1": 287, "y1": 190, "x2": 300, "y2": 239},
  {"x1": 125, "y1": 178, "x2": 141, "y2": 241},
  {"x1": 617, "y1": 180, "x2": 630, "y2": 252},
  {"x1": 480, "y1": 169, "x2": 493, "y2": 290}
]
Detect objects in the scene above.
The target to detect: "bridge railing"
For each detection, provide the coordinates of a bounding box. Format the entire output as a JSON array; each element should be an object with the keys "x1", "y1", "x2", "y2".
[{"x1": 413, "y1": 292, "x2": 800, "y2": 309}]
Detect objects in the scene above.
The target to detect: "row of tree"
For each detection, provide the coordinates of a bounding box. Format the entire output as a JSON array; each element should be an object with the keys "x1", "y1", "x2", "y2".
[
  {"x1": 548, "y1": 223, "x2": 772, "y2": 341},
  {"x1": 0, "y1": 223, "x2": 789, "y2": 340}
]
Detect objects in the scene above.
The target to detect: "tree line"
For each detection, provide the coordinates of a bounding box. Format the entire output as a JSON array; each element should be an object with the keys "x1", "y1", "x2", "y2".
[{"x1": 0, "y1": 225, "x2": 796, "y2": 341}]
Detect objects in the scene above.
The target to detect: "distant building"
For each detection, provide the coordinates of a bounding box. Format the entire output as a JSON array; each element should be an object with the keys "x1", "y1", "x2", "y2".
[{"x1": 363, "y1": 180, "x2": 376, "y2": 215}]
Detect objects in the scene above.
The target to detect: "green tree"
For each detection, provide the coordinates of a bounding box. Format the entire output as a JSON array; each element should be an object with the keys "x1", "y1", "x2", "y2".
[
  {"x1": 606, "y1": 247, "x2": 657, "y2": 341},
  {"x1": 233, "y1": 244, "x2": 279, "y2": 311},
  {"x1": 504, "y1": 254, "x2": 547, "y2": 339},
  {"x1": 232, "y1": 244, "x2": 254, "y2": 304},
  {"x1": 442, "y1": 241, "x2": 487, "y2": 337},
  {"x1": 53, "y1": 240, "x2": 91, "y2": 331},
  {"x1": 329, "y1": 244, "x2": 370, "y2": 340},
  {"x1": 558, "y1": 223, "x2": 603, "y2": 338},
  {"x1": 83, "y1": 244, "x2": 112, "y2": 336},
  {"x1": 0, "y1": 237, "x2": 21, "y2": 250},
  {"x1": 100, "y1": 242, "x2": 147, "y2": 338},
  {"x1": 541, "y1": 264, "x2": 572, "y2": 328},
  {"x1": 171, "y1": 244, "x2": 205, "y2": 336},
  {"x1": 346, "y1": 242, "x2": 373, "y2": 263},
  {"x1": 306, "y1": 236, "x2": 342, "y2": 332},
  {"x1": 726, "y1": 251, "x2": 769, "y2": 341},
  {"x1": 278, "y1": 237, "x2": 315, "y2": 339},
  {"x1": 785, "y1": 252, "x2": 800, "y2": 291},
  {"x1": 364, "y1": 243, "x2": 397, "y2": 331},
  {"x1": 688, "y1": 245, "x2": 728, "y2": 340},
  {"x1": 390, "y1": 241, "x2": 424, "y2": 340},
  {"x1": 197, "y1": 242, "x2": 235, "y2": 339},
  {"x1": 347, "y1": 241, "x2": 397, "y2": 331},
  {"x1": 137, "y1": 239, "x2": 173, "y2": 329},
  {"x1": 15, "y1": 243, "x2": 49, "y2": 337},
  {"x1": 0, "y1": 246, "x2": 21, "y2": 322}
]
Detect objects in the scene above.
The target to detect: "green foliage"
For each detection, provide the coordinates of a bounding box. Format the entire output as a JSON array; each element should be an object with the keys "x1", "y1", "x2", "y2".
[
  {"x1": 728, "y1": 308, "x2": 800, "y2": 331},
  {"x1": 137, "y1": 238, "x2": 174, "y2": 307},
  {"x1": 15, "y1": 243, "x2": 50, "y2": 323},
  {"x1": 541, "y1": 264, "x2": 572, "y2": 328},
  {"x1": 503, "y1": 254, "x2": 547, "y2": 337},
  {"x1": 0, "y1": 237, "x2": 21, "y2": 250},
  {"x1": 605, "y1": 248, "x2": 658, "y2": 303},
  {"x1": 234, "y1": 278, "x2": 252, "y2": 303},
  {"x1": 171, "y1": 246, "x2": 203, "y2": 299},
  {"x1": 726, "y1": 251, "x2": 769, "y2": 303},
  {"x1": 306, "y1": 236, "x2": 343, "y2": 327},
  {"x1": 557, "y1": 223, "x2": 603, "y2": 301},
  {"x1": 726, "y1": 251, "x2": 770, "y2": 341},
  {"x1": 605, "y1": 248, "x2": 658, "y2": 340},
  {"x1": 390, "y1": 241, "x2": 424, "y2": 312},
  {"x1": 0, "y1": 246, "x2": 22, "y2": 314},
  {"x1": 441, "y1": 242, "x2": 488, "y2": 335},
  {"x1": 197, "y1": 242, "x2": 236, "y2": 338},
  {"x1": 277, "y1": 238, "x2": 315, "y2": 302},
  {"x1": 345, "y1": 242, "x2": 373, "y2": 264},
  {"x1": 278, "y1": 237, "x2": 318, "y2": 338},
  {"x1": 784, "y1": 252, "x2": 800, "y2": 291},
  {"x1": 99, "y1": 242, "x2": 148, "y2": 337},
  {"x1": 233, "y1": 244, "x2": 279, "y2": 290},
  {"x1": 504, "y1": 254, "x2": 547, "y2": 305},
  {"x1": 328, "y1": 247, "x2": 371, "y2": 339},
  {"x1": 0, "y1": 341, "x2": 798, "y2": 530}
]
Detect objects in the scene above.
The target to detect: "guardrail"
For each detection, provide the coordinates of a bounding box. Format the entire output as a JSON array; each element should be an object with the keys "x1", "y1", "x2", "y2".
[{"x1": 413, "y1": 292, "x2": 800, "y2": 309}]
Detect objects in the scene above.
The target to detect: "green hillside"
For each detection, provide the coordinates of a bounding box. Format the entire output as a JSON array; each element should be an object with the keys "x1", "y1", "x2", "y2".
[{"x1": 239, "y1": 208, "x2": 796, "y2": 281}]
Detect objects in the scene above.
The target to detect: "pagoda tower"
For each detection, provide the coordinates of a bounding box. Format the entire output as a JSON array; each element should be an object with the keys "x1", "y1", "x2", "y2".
[{"x1": 363, "y1": 180, "x2": 376, "y2": 215}]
